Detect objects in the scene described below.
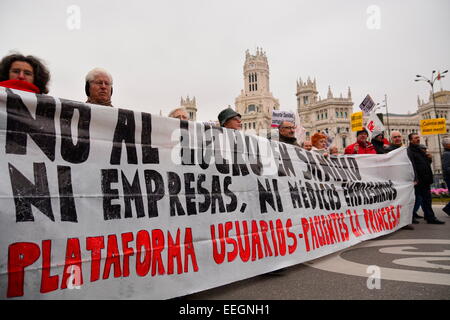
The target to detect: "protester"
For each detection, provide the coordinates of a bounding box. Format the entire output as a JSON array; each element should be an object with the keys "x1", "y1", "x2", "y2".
[
  {"x1": 344, "y1": 129, "x2": 376, "y2": 155},
  {"x1": 329, "y1": 145, "x2": 339, "y2": 156},
  {"x1": 442, "y1": 137, "x2": 450, "y2": 216},
  {"x1": 301, "y1": 140, "x2": 312, "y2": 151},
  {"x1": 85, "y1": 68, "x2": 114, "y2": 106},
  {"x1": 371, "y1": 132, "x2": 387, "y2": 154},
  {"x1": 278, "y1": 121, "x2": 300, "y2": 147},
  {"x1": 311, "y1": 132, "x2": 329, "y2": 156},
  {"x1": 218, "y1": 108, "x2": 242, "y2": 130},
  {"x1": 407, "y1": 133, "x2": 445, "y2": 224},
  {"x1": 0, "y1": 53, "x2": 50, "y2": 94},
  {"x1": 169, "y1": 107, "x2": 189, "y2": 120},
  {"x1": 385, "y1": 130, "x2": 403, "y2": 152}
]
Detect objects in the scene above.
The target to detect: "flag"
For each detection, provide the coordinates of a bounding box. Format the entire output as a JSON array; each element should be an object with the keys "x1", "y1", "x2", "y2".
[{"x1": 366, "y1": 112, "x2": 385, "y2": 140}]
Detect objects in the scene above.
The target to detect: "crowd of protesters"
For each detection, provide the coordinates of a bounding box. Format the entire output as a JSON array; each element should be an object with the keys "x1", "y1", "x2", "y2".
[{"x1": 0, "y1": 52, "x2": 448, "y2": 227}]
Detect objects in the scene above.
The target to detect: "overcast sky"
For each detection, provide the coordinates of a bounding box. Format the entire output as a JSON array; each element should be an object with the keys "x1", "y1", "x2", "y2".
[{"x1": 1, "y1": 0, "x2": 449, "y2": 121}]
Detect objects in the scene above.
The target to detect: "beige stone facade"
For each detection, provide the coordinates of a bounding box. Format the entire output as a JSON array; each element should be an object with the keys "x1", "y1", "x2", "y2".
[
  {"x1": 180, "y1": 95, "x2": 197, "y2": 121},
  {"x1": 235, "y1": 48, "x2": 280, "y2": 135},
  {"x1": 231, "y1": 49, "x2": 450, "y2": 178},
  {"x1": 378, "y1": 89, "x2": 450, "y2": 175},
  {"x1": 296, "y1": 78, "x2": 354, "y2": 151}
]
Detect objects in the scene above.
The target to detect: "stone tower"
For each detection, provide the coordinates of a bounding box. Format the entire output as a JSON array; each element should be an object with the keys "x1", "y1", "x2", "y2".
[
  {"x1": 180, "y1": 95, "x2": 197, "y2": 121},
  {"x1": 235, "y1": 47, "x2": 280, "y2": 134},
  {"x1": 296, "y1": 77, "x2": 318, "y2": 113},
  {"x1": 296, "y1": 77, "x2": 354, "y2": 151}
]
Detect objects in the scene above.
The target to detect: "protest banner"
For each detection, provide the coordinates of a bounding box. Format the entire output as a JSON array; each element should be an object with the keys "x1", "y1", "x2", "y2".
[
  {"x1": 359, "y1": 94, "x2": 375, "y2": 115},
  {"x1": 0, "y1": 88, "x2": 415, "y2": 299},
  {"x1": 271, "y1": 110, "x2": 295, "y2": 128},
  {"x1": 420, "y1": 118, "x2": 447, "y2": 135},
  {"x1": 351, "y1": 111, "x2": 364, "y2": 132}
]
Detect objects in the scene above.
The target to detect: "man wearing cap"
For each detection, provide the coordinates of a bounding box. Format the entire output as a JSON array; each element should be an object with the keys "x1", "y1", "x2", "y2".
[
  {"x1": 344, "y1": 129, "x2": 376, "y2": 155},
  {"x1": 218, "y1": 108, "x2": 242, "y2": 130},
  {"x1": 407, "y1": 132, "x2": 445, "y2": 224}
]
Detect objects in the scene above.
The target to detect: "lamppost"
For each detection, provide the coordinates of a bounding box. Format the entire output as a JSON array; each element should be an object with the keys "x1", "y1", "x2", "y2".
[{"x1": 415, "y1": 70, "x2": 448, "y2": 176}]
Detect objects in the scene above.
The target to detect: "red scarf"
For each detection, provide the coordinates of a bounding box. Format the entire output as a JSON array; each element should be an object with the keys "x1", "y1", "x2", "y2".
[{"x1": 0, "y1": 79, "x2": 40, "y2": 93}]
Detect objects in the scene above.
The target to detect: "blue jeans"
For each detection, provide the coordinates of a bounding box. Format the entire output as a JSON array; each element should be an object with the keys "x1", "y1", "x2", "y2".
[{"x1": 414, "y1": 184, "x2": 437, "y2": 221}]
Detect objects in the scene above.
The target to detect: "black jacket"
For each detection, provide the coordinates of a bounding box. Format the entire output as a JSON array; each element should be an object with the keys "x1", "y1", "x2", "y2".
[
  {"x1": 279, "y1": 134, "x2": 301, "y2": 147},
  {"x1": 385, "y1": 144, "x2": 401, "y2": 153},
  {"x1": 407, "y1": 144, "x2": 433, "y2": 185},
  {"x1": 371, "y1": 138, "x2": 387, "y2": 154},
  {"x1": 442, "y1": 148, "x2": 450, "y2": 181}
]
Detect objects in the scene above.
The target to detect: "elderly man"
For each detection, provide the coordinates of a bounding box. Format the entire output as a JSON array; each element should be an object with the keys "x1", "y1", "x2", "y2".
[
  {"x1": 169, "y1": 107, "x2": 189, "y2": 120},
  {"x1": 301, "y1": 140, "x2": 312, "y2": 151},
  {"x1": 278, "y1": 121, "x2": 300, "y2": 147},
  {"x1": 85, "y1": 68, "x2": 113, "y2": 106},
  {"x1": 385, "y1": 130, "x2": 403, "y2": 152},
  {"x1": 442, "y1": 137, "x2": 450, "y2": 216},
  {"x1": 407, "y1": 133, "x2": 445, "y2": 224},
  {"x1": 218, "y1": 108, "x2": 242, "y2": 130}
]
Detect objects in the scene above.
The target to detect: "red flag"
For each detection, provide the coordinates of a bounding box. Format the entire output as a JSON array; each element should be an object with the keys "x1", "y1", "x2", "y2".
[{"x1": 437, "y1": 72, "x2": 441, "y2": 80}]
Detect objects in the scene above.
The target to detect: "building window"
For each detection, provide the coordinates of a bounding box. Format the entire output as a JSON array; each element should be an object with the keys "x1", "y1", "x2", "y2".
[
  {"x1": 342, "y1": 137, "x2": 347, "y2": 148},
  {"x1": 304, "y1": 96, "x2": 309, "y2": 105},
  {"x1": 247, "y1": 104, "x2": 256, "y2": 113}
]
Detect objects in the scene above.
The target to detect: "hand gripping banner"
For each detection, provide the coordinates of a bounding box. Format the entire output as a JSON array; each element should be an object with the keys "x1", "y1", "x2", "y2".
[{"x1": 0, "y1": 88, "x2": 415, "y2": 299}]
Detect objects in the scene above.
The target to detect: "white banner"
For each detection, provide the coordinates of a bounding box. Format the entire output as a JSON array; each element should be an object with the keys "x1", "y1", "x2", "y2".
[{"x1": 0, "y1": 88, "x2": 415, "y2": 299}]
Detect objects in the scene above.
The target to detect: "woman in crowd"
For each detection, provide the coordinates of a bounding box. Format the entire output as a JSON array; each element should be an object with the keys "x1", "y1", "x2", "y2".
[
  {"x1": 311, "y1": 132, "x2": 329, "y2": 156},
  {"x1": 0, "y1": 53, "x2": 50, "y2": 94}
]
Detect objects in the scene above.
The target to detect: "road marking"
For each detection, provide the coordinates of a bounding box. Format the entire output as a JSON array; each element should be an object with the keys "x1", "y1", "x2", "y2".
[
  {"x1": 306, "y1": 239, "x2": 450, "y2": 286},
  {"x1": 392, "y1": 257, "x2": 450, "y2": 270}
]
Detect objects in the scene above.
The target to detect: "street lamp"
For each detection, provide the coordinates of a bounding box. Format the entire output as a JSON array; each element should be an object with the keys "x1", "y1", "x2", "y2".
[{"x1": 415, "y1": 69, "x2": 448, "y2": 176}]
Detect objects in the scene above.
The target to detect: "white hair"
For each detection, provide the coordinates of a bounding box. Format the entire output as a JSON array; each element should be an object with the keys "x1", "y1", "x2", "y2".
[
  {"x1": 85, "y1": 67, "x2": 113, "y2": 84},
  {"x1": 168, "y1": 107, "x2": 188, "y2": 118},
  {"x1": 442, "y1": 136, "x2": 450, "y2": 146}
]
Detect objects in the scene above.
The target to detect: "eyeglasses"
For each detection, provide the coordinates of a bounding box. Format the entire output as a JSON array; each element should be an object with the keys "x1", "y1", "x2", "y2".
[
  {"x1": 392, "y1": 135, "x2": 401, "y2": 138},
  {"x1": 90, "y1": 80, "x2": 112, "y2": 86},
  {"x1": 10, "y1": 68, "x2": 34, "y2": 77},
  {"x1": 281, "y1": 126, "x2": 296, "y2": 130}
]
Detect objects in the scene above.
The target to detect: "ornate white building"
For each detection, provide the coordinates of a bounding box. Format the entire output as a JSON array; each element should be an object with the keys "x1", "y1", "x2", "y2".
[
  {"x1": 223, "y1": 49, "x2": 450, "y2": 178},
  {"x1": 180, "y1": 95, "x2": 197, "y2": 121},
  {"x1": 378, "y1": 89, "x2": 450, "y2": 175},
  {"x1": 235, "y1": 48, "x2": 280, "y2": 135},
  {"x1": 296, "y1": 77, "x2": 354, "y2": 151}
]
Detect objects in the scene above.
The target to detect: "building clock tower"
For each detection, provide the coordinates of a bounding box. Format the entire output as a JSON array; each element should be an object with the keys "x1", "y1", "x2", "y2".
[{"x1": 235, "y1": 47, "x2": 280, "y2": 135}]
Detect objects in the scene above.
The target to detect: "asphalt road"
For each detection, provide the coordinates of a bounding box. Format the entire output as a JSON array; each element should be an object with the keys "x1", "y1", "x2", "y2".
[{"x1": 184, "y1": 205, "x2": 450, "y2": 300}]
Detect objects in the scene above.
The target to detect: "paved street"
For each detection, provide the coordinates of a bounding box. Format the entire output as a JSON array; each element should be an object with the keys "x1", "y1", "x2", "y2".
[{"x1": 185, "y1": 206, "x2": 450, "y2": 300}]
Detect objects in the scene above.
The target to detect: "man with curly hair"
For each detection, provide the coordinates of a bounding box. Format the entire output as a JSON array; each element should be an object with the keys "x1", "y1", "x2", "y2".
[{"x1": 0, "y1": 53, "x2": 50, "y2": 94}]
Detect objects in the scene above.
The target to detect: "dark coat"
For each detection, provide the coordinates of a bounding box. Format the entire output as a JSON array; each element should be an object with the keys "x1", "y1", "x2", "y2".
[
  {"x1": 407, "y1": 144, "x2": 433, "y2": 185},
  {"x1": 279, "y1": 134, "x2": 301, "y2": 148},
  {"x1": 385, "y1": 144, "x2": 401, "y2": 153},
  {"x1": 442, "y1": 148, "x2": 450, "y2": 181},
  {"x1": 371, "y1": 138, "x2": 387, "y2": 154}
]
